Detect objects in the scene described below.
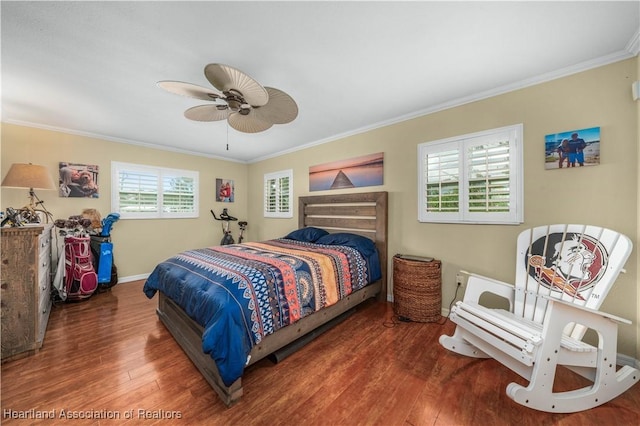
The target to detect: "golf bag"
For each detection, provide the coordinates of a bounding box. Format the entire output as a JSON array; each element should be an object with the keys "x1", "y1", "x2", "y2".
[
  {"x1": 90, "y1": 235, "x2": 118, "y2": 288},
  {"x1": 64, "y1": 236, "x2": 98, "y2": 301}
]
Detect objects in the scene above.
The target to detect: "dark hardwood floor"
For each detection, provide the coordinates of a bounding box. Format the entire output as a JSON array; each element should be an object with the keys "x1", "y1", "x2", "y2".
[{"x1": 2, "y1": 281, "x2": 639, "y2": 425}]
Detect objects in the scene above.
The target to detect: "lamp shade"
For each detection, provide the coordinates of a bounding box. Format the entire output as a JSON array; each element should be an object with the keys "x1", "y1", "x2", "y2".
[{"x1": 1, "y1": 163, "x2": 56, "y2": 190}]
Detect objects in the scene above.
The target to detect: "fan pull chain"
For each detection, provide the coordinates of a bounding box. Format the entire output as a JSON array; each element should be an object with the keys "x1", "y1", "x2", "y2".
[{"x1": 226, "y1": 122, "x2": 229, "y2": 150}]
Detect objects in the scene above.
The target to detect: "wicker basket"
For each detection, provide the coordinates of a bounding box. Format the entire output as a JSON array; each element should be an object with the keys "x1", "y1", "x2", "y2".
[{"x1": 393, "y1": 255, "x2": 442, "y2": 322}]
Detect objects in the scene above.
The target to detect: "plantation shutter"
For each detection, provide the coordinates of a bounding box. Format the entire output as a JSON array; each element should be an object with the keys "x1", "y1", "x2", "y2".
[
  {"x1": 162, "y1": 175, "x2": 195, "y2": 214},
  {"x1": 117, "y1": 169, "x2": 159, "y2": 215},
  {"x1": 425, "y1": 148, "x2": 460, "y2": 214},
  {"x1": 265, "y1": 176, "x2": 277, "y2": 214},
  {"x1": 277, "y1": 175, "x2": 290, "y2": 214},
  {"x1": 418, "y1": 124, "x2": 523, "y2": 224},
  {"x1": 112, "y1": 162, "x2": 198, "y2": 219},
  {"x1": 264, "y1": 169, "x2": 293, "y2": 218},
  {"x1": 467, "y1": 139, "x2": 511, "y2": 213}
]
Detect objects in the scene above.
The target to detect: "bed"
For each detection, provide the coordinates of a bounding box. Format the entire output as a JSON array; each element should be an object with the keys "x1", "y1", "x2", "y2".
[{"x1": 143, "y1": 191, "x2": 388, "y2": 406}]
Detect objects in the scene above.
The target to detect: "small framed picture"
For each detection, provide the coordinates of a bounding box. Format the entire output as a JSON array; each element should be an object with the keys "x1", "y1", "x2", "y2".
[
  {"x1": 216, "y1": 178, "x2": 234, "y2": 202},
  {"x1": 545, "y1": 126, "x2": 600, "y2": 170},
  {"x1": 58, "y1": 162, "x2": 99, "y2": 198}
]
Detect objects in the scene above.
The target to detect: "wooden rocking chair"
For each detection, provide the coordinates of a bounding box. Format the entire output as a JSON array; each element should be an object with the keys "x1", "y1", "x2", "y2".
[{"x1": 439, "y1": 224, "x2": 639, "y2": 413}]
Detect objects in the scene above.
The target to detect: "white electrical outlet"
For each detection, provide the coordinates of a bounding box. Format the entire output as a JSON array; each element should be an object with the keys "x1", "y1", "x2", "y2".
[{"x1": 456, "y1": 273, "x2": 464, "y2": 286}]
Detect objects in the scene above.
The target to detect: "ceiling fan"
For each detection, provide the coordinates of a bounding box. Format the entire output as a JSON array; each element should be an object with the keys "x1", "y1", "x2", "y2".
[{"x1": 158, "y1": 63, "x2": 298, "y2": 133}]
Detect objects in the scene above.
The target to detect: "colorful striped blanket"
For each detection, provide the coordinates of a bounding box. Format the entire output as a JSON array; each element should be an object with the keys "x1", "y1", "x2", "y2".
[{"x1": 143, "y1": 238, "x2": 377, "y2": 386}]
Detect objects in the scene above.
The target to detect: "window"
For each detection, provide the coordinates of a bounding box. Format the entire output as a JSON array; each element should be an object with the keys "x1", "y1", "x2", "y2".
[
  {"x1": 418, "y1": 124, "x2": 523, "y2": 224},
  {"x1": 264, "y1": 169, "x2": 293, "y2": 218},
  {"x1": 111, "y1": 162, "x2": 198, "y2": 219}
]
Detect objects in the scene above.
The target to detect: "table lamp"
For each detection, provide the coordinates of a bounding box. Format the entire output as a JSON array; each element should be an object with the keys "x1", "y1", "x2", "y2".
[{"x1": 1, "y1": 163, "x2": 56, "y2": 222}]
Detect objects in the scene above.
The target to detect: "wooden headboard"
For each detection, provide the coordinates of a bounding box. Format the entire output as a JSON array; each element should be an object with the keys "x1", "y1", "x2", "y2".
[{"x1": 298, "y1": 191, "x2": 388, "y2": 299}]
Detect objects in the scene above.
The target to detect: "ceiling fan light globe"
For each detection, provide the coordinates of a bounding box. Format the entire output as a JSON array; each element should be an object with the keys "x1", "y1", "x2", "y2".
[{"x1": 226, "y1": 99, "x2": 241, "y2": 111}]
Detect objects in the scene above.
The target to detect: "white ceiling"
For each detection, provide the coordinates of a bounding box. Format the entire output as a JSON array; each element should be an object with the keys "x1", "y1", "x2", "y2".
[{"x1": 2, "y1": 1, "x2": 639, "y2": 163}]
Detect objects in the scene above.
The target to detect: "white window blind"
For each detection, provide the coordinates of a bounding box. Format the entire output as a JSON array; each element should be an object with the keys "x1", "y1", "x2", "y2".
[
  {"x1": 425, "y1": 148, "x2": 460, "y2": 218},
  {"x1": 418, "y1": 124, "x2": 523, "y2": 224},
  {"x1": 264, "y1": 169, "x2": 293, "y2": 218},
  {"x1": 112, "y1": 162, "x2": 198, "y2": 219},
  {"x1": 467, "y1": 139, "x2": 511, "y2": 214}
]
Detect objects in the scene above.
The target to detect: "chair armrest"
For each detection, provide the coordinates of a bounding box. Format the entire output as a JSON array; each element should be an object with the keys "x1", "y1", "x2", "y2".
[
  {"x1": 460, "y1": 271, "x2": 515, "y2": 307},
  {"x1": 541, "y1": 294, "x2": 632, "y2": 325}
]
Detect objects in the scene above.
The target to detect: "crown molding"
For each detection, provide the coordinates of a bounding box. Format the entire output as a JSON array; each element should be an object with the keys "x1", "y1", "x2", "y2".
[
  {"x1": 626, "y1": 28, "x2": 640, "y2": 56},
  {"x1": 251, "y1": 49, "x2": 636, "y2": 164},
  {"x1": 1, "y1": 119, "x2": 248, "y2": 164}
]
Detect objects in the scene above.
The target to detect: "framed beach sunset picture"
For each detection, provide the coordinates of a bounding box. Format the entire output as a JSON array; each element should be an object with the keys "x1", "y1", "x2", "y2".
[{"x1": 309, "y1": 152, "x2": 384, "y2": 191}]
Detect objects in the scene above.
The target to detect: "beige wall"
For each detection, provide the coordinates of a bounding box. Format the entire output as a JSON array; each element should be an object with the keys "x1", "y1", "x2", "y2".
[
  {"x1": 0, "y1": 124, "x2": 249, "y2": 278},
  {"x1": 1, "y1": 58, "x2": 637, "y2": 358},
  {"x1": 247, "y1": 58, "x2": 639, "y2": 357}
]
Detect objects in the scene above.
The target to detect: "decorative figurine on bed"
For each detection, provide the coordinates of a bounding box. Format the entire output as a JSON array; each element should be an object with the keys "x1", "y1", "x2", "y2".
[{"x1": 210, "y1": 208, "x2": 246, "y2": 245}]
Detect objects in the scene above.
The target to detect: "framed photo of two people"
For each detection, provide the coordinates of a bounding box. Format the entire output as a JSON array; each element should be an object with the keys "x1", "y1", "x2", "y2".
[{"x1": 545, "y1": 126, "x2": 600, "y2": 170}]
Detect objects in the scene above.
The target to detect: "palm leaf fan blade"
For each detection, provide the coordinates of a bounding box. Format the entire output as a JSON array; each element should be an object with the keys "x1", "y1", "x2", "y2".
[
  {"x1": 253, "y1": 87, "x2": 299, "y2": 124},
  {"x1": 184, "y1": 104, "x2": 229, "y2": 121},
  {"x1": 228, "y1": 112, "x2": 272, "y2": 133},
  {"x1": 157, "y1": 81, "x2": 222, "y2": 101},
  {"x1": 204, "y1": 63, "x2": 269, "y2": 107}
]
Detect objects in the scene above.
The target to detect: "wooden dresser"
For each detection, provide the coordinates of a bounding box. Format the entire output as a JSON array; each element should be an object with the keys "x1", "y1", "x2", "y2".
[{"x1": 1, "y1": 224, "x2": 53, "y2": 361}]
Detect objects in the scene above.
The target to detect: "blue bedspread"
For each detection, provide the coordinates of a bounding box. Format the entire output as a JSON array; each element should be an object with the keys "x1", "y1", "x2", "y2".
[{"x1": 143, "y1": 238, "x2": 379, "y2": 386}]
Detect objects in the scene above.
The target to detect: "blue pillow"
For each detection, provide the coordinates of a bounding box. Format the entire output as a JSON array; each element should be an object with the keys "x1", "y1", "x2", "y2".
[
  {"x1": 315, "y1": 232, "x2": 377, "y2": 257},
  {"x1": 283, "y1": 227, "x2": 329, "y2": 242}
]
